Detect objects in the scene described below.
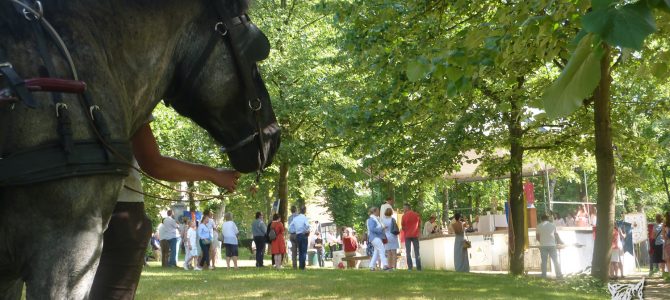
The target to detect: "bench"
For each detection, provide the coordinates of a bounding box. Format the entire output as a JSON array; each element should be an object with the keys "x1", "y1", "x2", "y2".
[
  {"x1": 341, "y1": 254, "x2": 403, "y2": 261},
  {"x1": 341, "y1": 254, "x2": 404, "y2": 269},
  {"x1": 341, "y1": 256, "x2": 372, "y2": 261}
]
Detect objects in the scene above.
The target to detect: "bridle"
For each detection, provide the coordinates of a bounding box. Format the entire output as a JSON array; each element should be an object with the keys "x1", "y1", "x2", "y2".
[{"x1": 169, "y1": 0, "x2": 276, "y2": 183}]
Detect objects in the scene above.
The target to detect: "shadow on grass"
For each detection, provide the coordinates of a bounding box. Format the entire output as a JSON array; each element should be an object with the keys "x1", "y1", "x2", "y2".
[{"x1": 136, "y1": 267, "x2": 608, "y2": 299}]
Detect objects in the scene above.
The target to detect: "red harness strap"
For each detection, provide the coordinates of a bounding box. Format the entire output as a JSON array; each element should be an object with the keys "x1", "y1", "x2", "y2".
[
  {"x1": 0, "y1": 78, "x2": 86, "y2": 108},
  {"x1": 24, "y1": 78, "x2": 87, "y2": 94}
]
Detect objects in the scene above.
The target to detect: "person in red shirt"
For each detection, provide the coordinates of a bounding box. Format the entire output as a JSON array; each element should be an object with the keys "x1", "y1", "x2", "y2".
[
  {"x1": 342, "y1": 227, "x2": 358, "y2": 268},
  {"x1": 401, "y1": 204, "x2": 422, "y2": 270}
]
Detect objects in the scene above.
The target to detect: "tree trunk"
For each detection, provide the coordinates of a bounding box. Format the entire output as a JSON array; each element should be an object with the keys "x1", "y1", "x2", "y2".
[
  {"x1": 591, "y1": 45, "x2": 615, "y2": 282},
  {"x1": 467, "y1": 185, "x2": 473, "y2": 219},
  {"x1": 264, "y1": 185, "x2": 272, "y2": 224},
  {"x1": 278, "y1": 162, "x2": 290, "y2": 224},
  {"x1": 661, "y1": 165, "x2": 670, "y2": 204},
  {"x1": 508, "y1": 95, "x2": 525, "y2": 276},
  {"x1": 442, "y1": 188, "x2": 450, "y2": 227},
  {"x1": 187, "y1": 181, "x2": 196, "y2": 212}
]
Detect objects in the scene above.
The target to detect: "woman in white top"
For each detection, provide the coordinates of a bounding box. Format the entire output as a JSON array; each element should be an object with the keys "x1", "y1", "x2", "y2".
[{"x1": 221, "y1": 212, "x2": 240, "y2": 269}]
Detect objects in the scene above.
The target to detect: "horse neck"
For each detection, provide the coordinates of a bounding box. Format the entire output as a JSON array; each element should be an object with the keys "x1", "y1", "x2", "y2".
[{"x1": 67, "y1": 1, "x2": 206, "y2": 135}]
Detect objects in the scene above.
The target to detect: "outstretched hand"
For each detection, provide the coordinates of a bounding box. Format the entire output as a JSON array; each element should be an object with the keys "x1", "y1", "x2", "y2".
[{"x1": 211, "y1": 169, "x2": 241, "y2": 193}]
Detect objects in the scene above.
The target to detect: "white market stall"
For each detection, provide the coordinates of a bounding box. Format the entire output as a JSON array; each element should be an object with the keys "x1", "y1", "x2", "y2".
[{"x1": 419, "y1": 227, "x2": 596, "y2": 275}]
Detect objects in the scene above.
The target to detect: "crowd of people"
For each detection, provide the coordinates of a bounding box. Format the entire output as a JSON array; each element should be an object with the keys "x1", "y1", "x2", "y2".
[
  {"x1": 149, "y1": 198, "x2": 670, "y2": 280},
  {"x1": 650, "y1": 212, "x2": 670, "y2": 278},
  {"x1": 552, "y1": 204, "x2": 597, "y2": 227},
  {"x1": 151, "y1": 210, "x2": 241, "y2": 271},
  {"x1": 148, "y1": 197, "x2": 470, "y2": 273},
  {"x1": 363, "y1": 197, "x2": 469, "y2": 272}
]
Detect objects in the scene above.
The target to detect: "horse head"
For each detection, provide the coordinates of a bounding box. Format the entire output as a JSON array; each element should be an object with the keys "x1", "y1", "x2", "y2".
[{"x1": 165, "y1": 0, "x2": 280, "y2": 174}]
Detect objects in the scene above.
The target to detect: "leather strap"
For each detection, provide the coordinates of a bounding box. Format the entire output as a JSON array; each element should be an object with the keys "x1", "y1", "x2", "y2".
[
  {"x1": 0, "y1": 63, "x2": 36, "y2": 108},
  {"x1": 0, "y1": 139, "x2": 132, "y2": 186}
]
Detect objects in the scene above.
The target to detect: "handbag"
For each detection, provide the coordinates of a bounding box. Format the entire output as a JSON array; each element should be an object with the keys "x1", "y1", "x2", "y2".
[
  {"x1": 202, "y1": 238, "x2": 211, "y2": 245},
  {"x1": 463, "y1": 229, "x2": 471, "y2": 249},
  {"x1": 463, "y1": 239, "x2": 472, "y2": 249},
  {"x1": 390, "y1": 218, "x2": 400, "y2": 235}
]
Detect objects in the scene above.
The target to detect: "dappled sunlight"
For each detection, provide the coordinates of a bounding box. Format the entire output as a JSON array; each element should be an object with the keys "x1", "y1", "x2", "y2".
[{"x1": 136, "y1": 267, "x2": 607, "y2": 299}]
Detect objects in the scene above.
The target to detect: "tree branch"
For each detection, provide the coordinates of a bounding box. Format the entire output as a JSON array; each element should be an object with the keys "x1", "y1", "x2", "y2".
[
  {"x1": 310, "y1": 144, "x2": 345, "y2": 165},
  {"x1": 300, "y1": 15, "x2": 327, "y2": 31},
  {"x1": 611, "y1": 52, "x2": 624, "y2": 71},
  {"x1": 523, "y1": 132, "x2": 580, "y2": 152},
  {"x1": 552, "y1": 58, "x2": 565, "y2": 70}
]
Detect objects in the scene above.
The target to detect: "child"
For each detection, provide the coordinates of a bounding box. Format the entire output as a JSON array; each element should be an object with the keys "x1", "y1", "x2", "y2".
[{"x1": 184, "y1": 221, "x2": 202, "y2": 271}]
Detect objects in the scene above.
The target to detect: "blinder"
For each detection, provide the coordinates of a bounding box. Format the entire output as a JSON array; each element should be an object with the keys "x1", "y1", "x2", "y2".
[
  {"x1": 206, "y1": 1, "x2": 276, "y2": 180},
  {"x1": 224, "y1": 15, "x2": 270, "y2": 64}
]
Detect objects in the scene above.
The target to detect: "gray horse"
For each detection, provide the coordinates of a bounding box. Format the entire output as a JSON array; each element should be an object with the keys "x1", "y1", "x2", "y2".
[{"x1": 0, "y1": 0, "x2": 280, "y2": 298}]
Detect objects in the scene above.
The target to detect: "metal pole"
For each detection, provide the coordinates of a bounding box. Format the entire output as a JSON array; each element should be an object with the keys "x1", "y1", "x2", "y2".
[
  {"x1": 545, "y1": 169, "x2": 553, "y2": 211},
  {"x1": 543, "y1": 167, "x2": 548, "y2": 213}
]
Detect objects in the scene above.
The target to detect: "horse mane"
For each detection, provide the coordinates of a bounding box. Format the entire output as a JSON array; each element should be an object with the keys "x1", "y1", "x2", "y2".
[{"x1": 0, "y1": 0, "x2": 251, "y2": 36}]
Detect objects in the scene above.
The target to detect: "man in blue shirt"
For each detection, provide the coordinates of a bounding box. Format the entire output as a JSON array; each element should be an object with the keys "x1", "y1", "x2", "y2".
[
  {"x1": 287, "y1": 206, "x2": 299, "y2": 269},
  {"x1": 289, "y1": 206, "x2": 310, "y2": 270}
]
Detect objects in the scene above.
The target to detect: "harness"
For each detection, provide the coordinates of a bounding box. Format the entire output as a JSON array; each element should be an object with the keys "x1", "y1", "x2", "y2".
[
  {"x1": 0, "y1": 0, "x2": 131, "y2": 186},
  {"x1": 1, "y1": 0, "x2": 275, "y2": 187}
]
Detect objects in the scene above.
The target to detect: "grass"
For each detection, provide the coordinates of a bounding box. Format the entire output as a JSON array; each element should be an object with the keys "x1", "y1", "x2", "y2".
[{"x1": 136, "y1": 263, "x2": 609, "y2": 300}]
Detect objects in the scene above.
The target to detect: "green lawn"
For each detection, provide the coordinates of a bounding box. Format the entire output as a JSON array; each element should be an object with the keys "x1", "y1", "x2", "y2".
[{"x1": 136, "y1": 264, "x2": 608, "y2": 300}]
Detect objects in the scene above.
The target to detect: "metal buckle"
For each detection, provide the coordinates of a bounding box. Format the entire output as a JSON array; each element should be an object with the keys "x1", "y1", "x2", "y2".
[
  {"x1": 249, "y1": 98, "x2": 262, "y2": 111},
  {"x1": 21, "y1": 1, "x2": 43, "y2": 21},
  {"x1": 214, "y1": 22, "x2": 228, "y2": 36},
  {"x1": 89, "y1": 105, "x2": 100, "y2": 120},
  {"x1": 55, "y1": 102, "x2": 67, "y2": 117}
]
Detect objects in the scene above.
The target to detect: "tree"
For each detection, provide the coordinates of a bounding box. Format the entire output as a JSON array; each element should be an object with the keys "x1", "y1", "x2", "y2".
[{"x1": 541, "y1": 0, "x2": 670, "y2": 281}]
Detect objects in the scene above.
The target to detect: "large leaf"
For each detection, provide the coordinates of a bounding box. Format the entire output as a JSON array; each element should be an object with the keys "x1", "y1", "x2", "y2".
[
  {"x1": 591, "y1": 0, "x2": 615, "y2": 10},
  {"x1": 406, "y1": 59, "x2": 432, "y2": 82},
  {"x1": 648, "y1": 0, "x2": 670, "y2": 12},
  {"x1": 582, "y1": 1, "x2": 656, "y2": 50},
  {"x1": 542, "y1": 33, "x2": 604, "y2": 119}
]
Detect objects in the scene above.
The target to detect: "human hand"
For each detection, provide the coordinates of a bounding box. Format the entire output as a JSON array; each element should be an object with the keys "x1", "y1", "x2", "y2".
[{"x1": 212, "y1": 169, "x2": 241, "y2": 192}]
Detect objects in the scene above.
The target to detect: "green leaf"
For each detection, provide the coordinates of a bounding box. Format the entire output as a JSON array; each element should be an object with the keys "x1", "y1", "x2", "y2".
[
  {"x1": 582, "y1": 1, "x2": 657, "y2": 50},
  {"x1": 542, "y1": 33, "x2": 604, "y2": 119},
  {"x1": 648, "y1": 0, "x2": 670, "y2": 12},
  {"x1": 406, "y1": 59, "x2": 432, "y2": 82},
  {"x1": 651, "y1": 62, "x2": 668, "y2": 79},
  {"x1": 592, "y1": 0, "x2": 615, "y2": 10}
]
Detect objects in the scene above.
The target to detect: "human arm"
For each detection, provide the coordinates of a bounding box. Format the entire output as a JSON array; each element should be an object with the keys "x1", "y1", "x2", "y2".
[
  {"x1": 288, "y1": 220, "x2": 295, "y2": 234},
  {"x1": 303, "y1": 218, "x2": 311, "y2": 235},
  {"x1": 131, "y1": 123, "x2": 241, "y2": 192},
  {"x1": 369, "y1": 219, "x2": 383, "y2": 235}
]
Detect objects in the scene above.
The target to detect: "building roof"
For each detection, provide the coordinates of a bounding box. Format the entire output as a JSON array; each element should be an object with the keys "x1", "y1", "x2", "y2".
[{"x1": 444, "y1": 150, "x2": 552, "y2": 182}]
